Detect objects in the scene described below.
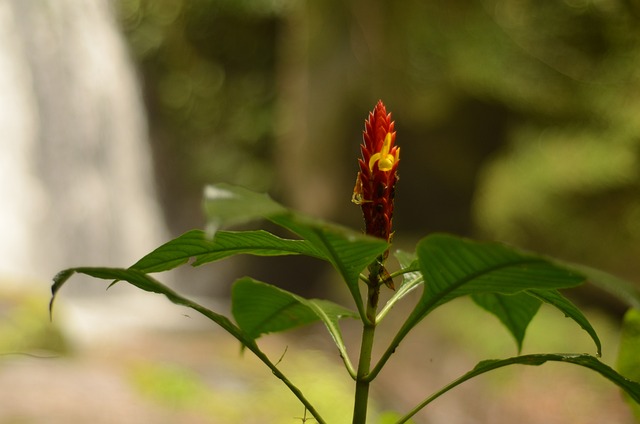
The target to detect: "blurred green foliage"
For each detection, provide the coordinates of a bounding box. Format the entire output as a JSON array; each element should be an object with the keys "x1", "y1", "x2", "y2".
[
  {"x1": 0, "y1": 286, "x2": 69, "y2": 356},
  {"x1": 115, "y1": 0, "x2": 640, "y2": 296},
  {"x1": 618, "y1": 308, "x2": 640, "y2": 419},
  {"x1": 116, "y1": 0, "x2": 285, "y2": 229},
  {"x1": 129, "y1": 348, "x2": 368, "y2": 423}
]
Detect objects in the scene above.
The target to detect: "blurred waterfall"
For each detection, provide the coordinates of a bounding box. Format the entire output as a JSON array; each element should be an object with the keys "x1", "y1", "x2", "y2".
[{"x1": 0, "y1": 0, "x2": 168, "y2": 290}]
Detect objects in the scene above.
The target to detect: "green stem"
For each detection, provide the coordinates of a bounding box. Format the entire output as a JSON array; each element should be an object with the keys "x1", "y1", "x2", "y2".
[
  {"x1": 247, "y1": 343, "x2": 326, "y2": 424},
  {"x1": 352, "y1": 275, "x2": 381, "y2": 424}
]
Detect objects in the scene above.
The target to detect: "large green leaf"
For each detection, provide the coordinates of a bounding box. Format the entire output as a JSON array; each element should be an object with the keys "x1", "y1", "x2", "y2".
[
  {"x1": 407, "y1": 234, "x2": 585, "y2": 338},
  {"x1": 129, "y1": 229, "x2": 325, "y2": 273},
  {"x1": 203, "y1": 184, "x2": 389, "y2": 318},
  {"x1": 471, "y1": 292, "x2": 541, "y2": 353},
  {"x1": 370, "y1": 234, "x2": 586, "y2": 379},
  {"x1": 617, "y1": 308, "x2": 640, "y2": 419},
  {"x1": 416, "y1": 234, "x2": 584, "y2": 314},
  {"x1": 395, "y1": 353, "x2": 640, "y2": 423},
  {"x1": 231, "y1": 277, "x2": 358, "y2": 376}
]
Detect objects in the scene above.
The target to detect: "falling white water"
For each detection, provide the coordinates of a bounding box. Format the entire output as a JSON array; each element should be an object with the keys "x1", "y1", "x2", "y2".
[{"x1": 0, "y1": 0, "x2": 170, "y2": 323}]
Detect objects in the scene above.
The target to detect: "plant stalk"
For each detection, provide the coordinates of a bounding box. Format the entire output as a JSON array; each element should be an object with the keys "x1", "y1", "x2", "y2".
[{"x1": 352, "y1": 269, "x2": 381, "y2": 424}]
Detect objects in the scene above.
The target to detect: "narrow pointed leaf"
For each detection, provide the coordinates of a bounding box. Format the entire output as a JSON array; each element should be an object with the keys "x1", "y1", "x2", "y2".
[
  {"x1": 232, "y1": 277, "x2": 358, "y2": 376},
  {"x1": 471, "y1": 292, "x2": 542, "y2": 353},
  {"x1": 398, "y1": 353, "x2": 640, "y2": 423},
  {"x1": 51, "y1": 267, "x2": 245, "y2": 340},
  {"x1": 129, "y1": 229, "x2": 325, "y2": 273},
  {"x1": 528, "y1": 289, "x2": 602, "y2": 356}
]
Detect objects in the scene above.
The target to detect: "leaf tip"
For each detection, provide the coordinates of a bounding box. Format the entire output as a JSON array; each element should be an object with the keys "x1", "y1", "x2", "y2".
[{"x1": 50, "y1": 268, "x2": 76, "y2": 321}]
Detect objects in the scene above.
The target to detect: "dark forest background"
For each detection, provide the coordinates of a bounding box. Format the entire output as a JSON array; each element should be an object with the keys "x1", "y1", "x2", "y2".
[{"x1": 116, "y1": 0, "x2": 640, "y2": 312}]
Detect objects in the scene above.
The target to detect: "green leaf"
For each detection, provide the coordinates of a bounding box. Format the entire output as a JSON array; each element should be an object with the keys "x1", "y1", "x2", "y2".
[
  {"x1": 269, "y1": 213, "x2": 389, "y2": 319},
  {"x1": 203, "y1": 183, "x2": 388, "y2": 319},
  {"x1": 561, "y1": 262, "x2": 640, "y2": 309},
  {"x1": 51, "y1": 267, "x2": 245, "y2": 341},
  {"x1": 232, "y1": 277, "x2": 358, "y2": 376},
  {"x1": 617, "y1": 309, "x2": 640, "y2": 417},
  {"x1": 527, "y1": 289, "x2": 602, "y2": 356},
  {"x1": 471, "y1": 354, "x2": 640, "y2": 404},
  {"x1": 370, "y1": 234, "x2": 586, "y2": 380},
  {"x1": 376, "y1": 250, "x2": 423, "y2": 323},
  {"x1": 129, "y1": 229, "x2": 325, "y2": 273},
  {"x1": 471, "y1": 292, "x2": 542, "y2": 353},
  {"x1": 394, "y1": 250, "x2": 422, "y2": 291},
  {"x1": 203, "y1": 183, "x2": 286, "y2": 234},
  {"x1": 416, "y1": 234, "x2": 584, "y2": 314},
  {"x1": 232, "y1": 277, "x2": 319, "y2": 339},
  {"x1": 396, "y1": 353, "x2": 640, "y2": 423}
]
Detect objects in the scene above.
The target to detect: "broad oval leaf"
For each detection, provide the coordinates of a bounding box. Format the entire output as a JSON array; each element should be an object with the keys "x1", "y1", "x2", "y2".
[
  {"x1": 415, "y1": 234, "x2": 584, "y2": 316},
  {"x1": 129, "y1": 229, "x2": 325, "y2": 273},
  {"x1": 232, "y1": 277, "x2": 319, "y2": 339},
  {"x1": 372, "y1": 234, "x2": 587, "y2": 379},
  {"x1": 231, "y1": 277, "x2": 358, "y2": 376}
]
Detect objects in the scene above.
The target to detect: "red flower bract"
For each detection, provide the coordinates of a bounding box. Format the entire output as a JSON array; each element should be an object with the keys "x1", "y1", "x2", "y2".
[{"x1": 352, "y1": 100, "x2": 400, "y2": 243}]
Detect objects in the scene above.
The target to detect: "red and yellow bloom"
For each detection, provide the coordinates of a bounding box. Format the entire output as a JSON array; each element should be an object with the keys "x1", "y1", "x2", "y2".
[
  {"x1": 352, "y1": 100, "x2": 399, "y2": 289},
  {"x1": 352, "y1": 100, "x2": 400, "y2": 243}
]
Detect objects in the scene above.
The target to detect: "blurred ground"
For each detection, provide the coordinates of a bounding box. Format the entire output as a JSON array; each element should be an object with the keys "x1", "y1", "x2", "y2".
[{"x1": 0, "y1": 285, "x2": 636, "y2": 424}]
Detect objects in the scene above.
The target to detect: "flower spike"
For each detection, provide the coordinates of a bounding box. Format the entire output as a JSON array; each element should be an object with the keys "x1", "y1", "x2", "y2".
[{"x1": 352, "y1": 100, "x2": 399, "y2": 289}]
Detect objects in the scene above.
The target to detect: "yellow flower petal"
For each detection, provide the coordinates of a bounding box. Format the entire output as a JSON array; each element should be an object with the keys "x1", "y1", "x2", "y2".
[{"x1": 369, "y1": 132, "x2": 396, "y2": 172}]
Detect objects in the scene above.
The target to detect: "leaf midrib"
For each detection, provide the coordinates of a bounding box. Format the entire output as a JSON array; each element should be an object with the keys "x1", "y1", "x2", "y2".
[{"x1": 419, "y1": 257, "x2": 549, "y2": 314}]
